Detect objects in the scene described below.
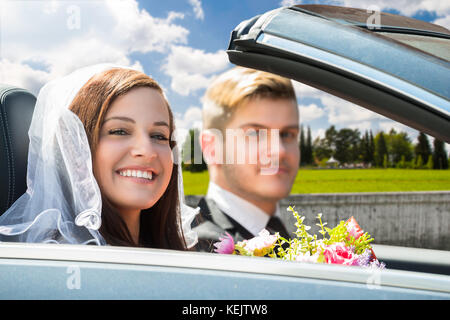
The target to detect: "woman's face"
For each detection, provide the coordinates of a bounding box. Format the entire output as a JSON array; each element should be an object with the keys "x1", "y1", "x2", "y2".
[{"x1": 94, "y1": 87, "x2": 173, "y2": 217}]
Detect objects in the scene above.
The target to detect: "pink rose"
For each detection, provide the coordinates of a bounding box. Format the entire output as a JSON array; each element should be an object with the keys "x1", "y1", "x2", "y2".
[
  {"x1": 242, "y1": 229, "x2": 278, "y2": 256},
  {"x1": 323, "y1": 242, "x2": 358, "y2": 266},
  {"x1": 346, "y1": 216, "x2": 364, "y2": 240},
  {"x1": 213, "y1": 232, "x2": 235, "y2": 254}
]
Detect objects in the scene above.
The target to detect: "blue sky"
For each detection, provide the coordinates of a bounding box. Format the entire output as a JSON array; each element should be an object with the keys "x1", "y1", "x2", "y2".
[{"x1": 1, "y1": 0, "x2": 449, "y2": 147}]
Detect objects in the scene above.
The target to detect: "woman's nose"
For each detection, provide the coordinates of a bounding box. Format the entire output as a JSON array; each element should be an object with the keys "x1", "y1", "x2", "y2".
[{"x1": 130, "y1": 134, "x2": 157, "y2": 159}]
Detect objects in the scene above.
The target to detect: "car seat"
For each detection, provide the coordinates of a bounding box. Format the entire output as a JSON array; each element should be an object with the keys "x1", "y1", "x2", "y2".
[{"x1": 0, "y1": 85, "x2": 36, "y2": 215}]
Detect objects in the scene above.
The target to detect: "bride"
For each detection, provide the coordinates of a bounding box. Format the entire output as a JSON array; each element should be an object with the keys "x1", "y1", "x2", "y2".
[{"x1": 0, "y1": 64, "x2": 198, "y2": 249}]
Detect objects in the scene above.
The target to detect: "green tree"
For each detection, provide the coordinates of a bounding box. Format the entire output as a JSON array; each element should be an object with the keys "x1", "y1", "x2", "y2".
[
  {"x1": 426, "y1": 155, "x2": 433, "y2": 169},
  {"x1": 325, "y1": 125, "x2": 338, "y2": 154},
  {"x1": 415, "y1": 155, "x2": 423, "y2": 169},
  {"x1": 312, "y1": 125, "x2": 337, "y2": 162},
  {"x1": 383, "y1": 154, "x2": 389, "y2": 168},
  {"x1": 386, "y1": 129, "x2": 413, "y2": 166},
  {"x1": 360, "y1": 130, "x2": 374, "y2": 165},
  {"x1": 304, "y1": 126, "x2": 313, "y2": 165},
  {"x1": 334, "y1": 128, "x2": 361, "y2": 164},
  {"x1": 374, "y1": 132, "x2": 388, "y2": 167},
  {"x1": 313, "y1": 136, "x2": 332, "y2": 161},
  {"x1": 414, "y1": 132, "x2": 431, "y2": 167},
  {"x1": 432, "y1": 138, "x2": 449, "y2": 169},
  {"x1": 299, "y1": 125, "x2": 306, "y2": 166},
  {"x1": 182, "y1": 128, "x2": 207, "y2": 172},
  {"x1": 368, "y1": 130, "x2": 375, "y2": 165},
  {"x1": 396, "y1": 155, "x2": 406, "y2": 168}
]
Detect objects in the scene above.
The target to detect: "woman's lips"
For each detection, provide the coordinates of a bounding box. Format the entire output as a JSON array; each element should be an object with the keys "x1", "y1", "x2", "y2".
[
  {"x1": 116, "y1": 172, "x2": 156, "y2": 184},
  {"x1": 115, "y1": 168, "x2": 157, "y2": 184}
]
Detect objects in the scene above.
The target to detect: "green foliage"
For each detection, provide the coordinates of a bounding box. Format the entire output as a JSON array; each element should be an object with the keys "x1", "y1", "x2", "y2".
[
  {"x1": 415, "y1": 155, "x2": 423, "y2": 169},
  {"x1": 414, "y1": 132, "x2": 432, "y2": 164},
  {"x1": 181, "y1": 128, "x2": 207, "y2": 172},
  {"x1": 276, "y1": 207, "x2": 374, "y2": 260},
  {"x1": 300, "y1": 125, "x2": 313, "y2": 166},
  {"x1": 433, "y1": 138, "x2": 449, "y2": 169},
  {"x1": 383, "y1": 154, "x2": 389, "y2": 168},
  {"x1": 385, "y1": 129, "x2": 413, "y2": 164},
  {"x1": 374, "y1": 132, "x2": 388, "y2": 167},
  {"x1": 426, "y1": 155, "x2": 433, "y2": 170}
]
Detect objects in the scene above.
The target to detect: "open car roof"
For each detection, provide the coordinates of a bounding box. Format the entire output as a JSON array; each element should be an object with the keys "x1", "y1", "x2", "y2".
[{"x1": 227, "y1": 5, "x2": 450, "y2": 142}]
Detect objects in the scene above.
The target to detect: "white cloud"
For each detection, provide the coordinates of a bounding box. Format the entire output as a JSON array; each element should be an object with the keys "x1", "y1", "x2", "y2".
[
  {"x1": 0, "y1": 0, "x2": 188, "y2": 92},
  {"x1": 189, "y1": 0, "x2": 205, "y2": 20},
  {"x1": 162, "y1": 45, "x2": 229, "y2": 95},
  {"x1": 279, "y1": 0, "x2": 300, "y2": 6},
  {"x1": 378, "y1": 120, "x2": 418, "y2": 138},
  {"x1": 322, "y1": 95, "x2": 384, "y2": 126},
  {"x1": 293, "y1": 81, "x2": 327, "y2": 99},
  {"x1": 299, "y1": 103, "x2": 325, "y2": 122},
  {"x1": 348, "y1": 121, "x2": 372, "y2": 132},
  {"x1": 312, "y1": 128, "x2": 326, "y2": 140},
  {"x1": 433, "y1": 15, "x2": 450, "y2": 29},
  {"x1": 0, "y1": 59, "x2": 52, "y2": 95}
]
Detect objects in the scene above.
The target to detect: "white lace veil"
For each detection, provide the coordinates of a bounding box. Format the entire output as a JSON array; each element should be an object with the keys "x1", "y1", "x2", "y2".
[{"x1": 0, "y1": 63, "x2": 198, "y2": 248}]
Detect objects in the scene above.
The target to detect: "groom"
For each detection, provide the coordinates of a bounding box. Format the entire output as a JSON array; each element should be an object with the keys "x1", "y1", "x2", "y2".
[{"x1": 192, "y1": 67, "x2": 300, "y2": 252}]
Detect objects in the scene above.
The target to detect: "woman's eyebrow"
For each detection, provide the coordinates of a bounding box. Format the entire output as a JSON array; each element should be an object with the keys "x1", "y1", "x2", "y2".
[
  {"x1": 153, "y1": 121, "x2": 169, "y2": 127},
  {"x1": 103, "y1": 116, "x2": 135, "y2": 124},
  {"x1": 102, "y1": 117, "x2": 169, "y2": 128}
]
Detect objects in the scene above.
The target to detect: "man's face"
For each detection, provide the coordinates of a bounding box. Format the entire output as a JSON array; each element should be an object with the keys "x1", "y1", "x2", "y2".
[{"x1": 218, "y1": 97, "x2": 300, "y2": 206}]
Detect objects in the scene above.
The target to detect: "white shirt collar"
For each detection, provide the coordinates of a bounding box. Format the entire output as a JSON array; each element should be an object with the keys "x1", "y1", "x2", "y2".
[{"x1": 206, "y1": 182, "x2": 280, "y2": 236}]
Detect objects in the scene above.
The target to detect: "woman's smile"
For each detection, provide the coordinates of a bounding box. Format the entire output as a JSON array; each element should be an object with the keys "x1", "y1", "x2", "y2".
[{"x1": 115, "y1": 167, "x2": 158, "y2": 184}]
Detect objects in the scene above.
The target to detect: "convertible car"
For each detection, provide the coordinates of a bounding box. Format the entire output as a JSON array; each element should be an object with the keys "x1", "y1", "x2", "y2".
[{"x1": 0, "y1": 5, "x2": 449, "y2": 301}]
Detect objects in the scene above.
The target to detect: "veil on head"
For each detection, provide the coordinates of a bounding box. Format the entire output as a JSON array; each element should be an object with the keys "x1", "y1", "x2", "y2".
[{"x1": 0, "y1": 63, "x2": 198, "y2": 248}]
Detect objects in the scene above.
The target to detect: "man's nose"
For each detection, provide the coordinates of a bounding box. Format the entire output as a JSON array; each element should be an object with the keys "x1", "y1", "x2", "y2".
[{"x1": 259, "y1": 130, "x2": 283, "y2": 164}]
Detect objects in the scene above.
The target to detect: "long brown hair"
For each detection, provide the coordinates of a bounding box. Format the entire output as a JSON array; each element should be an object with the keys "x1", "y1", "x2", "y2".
[{"x1": 69, "y1": 68, "x2": 186, "y2": 250}]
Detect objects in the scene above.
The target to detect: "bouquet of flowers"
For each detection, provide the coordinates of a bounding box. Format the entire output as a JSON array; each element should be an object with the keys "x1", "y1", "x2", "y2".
[{"x1": 213, "y1": 206, "x2": 385, "y2": 269}]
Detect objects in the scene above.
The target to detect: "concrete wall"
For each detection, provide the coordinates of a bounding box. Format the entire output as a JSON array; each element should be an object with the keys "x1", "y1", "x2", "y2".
[{"x1": 185, "y1": 191, "x2": 450, "y2": 250}]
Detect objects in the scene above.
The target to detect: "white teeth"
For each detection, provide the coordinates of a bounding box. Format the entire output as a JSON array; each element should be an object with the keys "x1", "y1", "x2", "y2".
[{"x1": 119, "y1": 170, "x2": 153, "y2": 180}]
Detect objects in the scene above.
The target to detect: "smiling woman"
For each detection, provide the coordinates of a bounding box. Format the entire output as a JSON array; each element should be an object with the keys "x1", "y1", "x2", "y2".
[
  {"x1": 69, "y1": 68, "x2": 187, "y2": 248},
  {"x1": 0, "y1": 64, "x2": 198, "y2": 250}
]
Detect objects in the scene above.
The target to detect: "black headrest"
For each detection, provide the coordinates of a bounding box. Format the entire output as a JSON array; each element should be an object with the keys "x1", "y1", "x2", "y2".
[{"x1": 0, "y1": 85, "x2": 36, "y2": 215}]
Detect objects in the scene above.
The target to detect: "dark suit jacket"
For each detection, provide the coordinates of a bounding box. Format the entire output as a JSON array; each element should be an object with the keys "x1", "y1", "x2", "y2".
[{"x1": 191, "y1": 197, "x2": 289, "y2": 252}]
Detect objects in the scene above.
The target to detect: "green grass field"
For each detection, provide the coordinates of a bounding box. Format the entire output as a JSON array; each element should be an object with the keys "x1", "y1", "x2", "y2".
[{"x1": 183, "y1": 169, "x2": 450, "y2": 195}]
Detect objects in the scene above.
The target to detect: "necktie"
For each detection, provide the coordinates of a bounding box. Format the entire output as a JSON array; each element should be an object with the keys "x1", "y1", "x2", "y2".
[{"x1": 266, "y1": 216, "x2": 290, "y2": 239}]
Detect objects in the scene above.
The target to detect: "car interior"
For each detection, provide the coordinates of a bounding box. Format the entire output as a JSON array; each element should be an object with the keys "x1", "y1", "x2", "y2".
[{"x1": 0, "y1": 85, "x2": 35, "y2": 214}]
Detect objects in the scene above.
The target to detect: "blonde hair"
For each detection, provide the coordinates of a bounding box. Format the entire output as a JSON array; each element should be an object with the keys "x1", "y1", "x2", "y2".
[{"x1": 203, "y1": 67, "x2": 296, "y2": 131}]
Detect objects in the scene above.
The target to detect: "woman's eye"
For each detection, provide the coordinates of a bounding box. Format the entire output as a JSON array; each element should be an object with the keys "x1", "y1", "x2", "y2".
[
  {"x1": 151, "y1": 133, "x2": 169, "y2": 141},
  {"x1": 108, "y1": 129, "x2": 128, "y2": 135}
]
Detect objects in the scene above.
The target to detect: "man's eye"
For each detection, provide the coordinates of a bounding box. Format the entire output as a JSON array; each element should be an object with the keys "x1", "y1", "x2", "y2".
[
  {"x1": 108, "y1": 129, "x2": 128, "y2": 135},
  {"x1": 281, "y1": 132, "x2": 297, "y2": 140},
  {"x1": 244, "y1": 129, "x2": 260, "y2": 137}
]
